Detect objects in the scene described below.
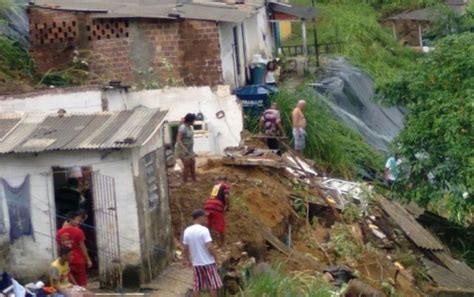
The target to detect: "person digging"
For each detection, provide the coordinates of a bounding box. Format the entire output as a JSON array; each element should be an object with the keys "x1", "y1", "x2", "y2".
[{"x1": 203, "y1": 176, "x2": 230, "y2": 247}]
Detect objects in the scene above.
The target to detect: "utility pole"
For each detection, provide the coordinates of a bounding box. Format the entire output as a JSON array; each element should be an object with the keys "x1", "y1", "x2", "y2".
[{"x1": 311, "y1": 0, "x2": 320, "y2": 68}]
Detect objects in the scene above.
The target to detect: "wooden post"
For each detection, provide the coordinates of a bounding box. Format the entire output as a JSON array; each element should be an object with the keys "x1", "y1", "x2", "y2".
[
  {"x1": 417, "y1": 21, "x2": 423, "y2": 49},
  {"x1": 301, "y1": 20, "x2": 308, "y2": 71},
  {"x1": 391, "y1": 21, "x2": 397, "y2": 40}
]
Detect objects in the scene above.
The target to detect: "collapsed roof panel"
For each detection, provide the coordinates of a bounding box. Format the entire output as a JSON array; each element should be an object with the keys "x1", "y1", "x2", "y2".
[{"x1": 379, "y1": 198, "x2": 444, "y2": 250}]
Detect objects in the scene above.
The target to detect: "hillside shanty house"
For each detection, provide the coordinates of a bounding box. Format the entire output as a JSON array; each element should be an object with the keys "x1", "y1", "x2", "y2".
[
  {"x1": 0, "y1": 108, "x2": 171, "y2": 287},
  {"x1": 385, "y1": 0, "x2": 470, "y2": 48},
  {"x1": 27, "y1": 0, "x2": 275, "y2": 88}
]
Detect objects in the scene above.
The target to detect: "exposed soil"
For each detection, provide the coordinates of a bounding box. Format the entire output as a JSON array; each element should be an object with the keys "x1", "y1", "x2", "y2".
[
  {"x1": 169, "y1": 158, "x2": 292, "y2": 246},
  {"x1": 168, "y1": 155, "x2": 425, "y2": 296}
]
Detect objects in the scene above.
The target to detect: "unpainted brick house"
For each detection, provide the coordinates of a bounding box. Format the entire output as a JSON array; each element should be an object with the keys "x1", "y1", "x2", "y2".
[{"x1": 28, "y1": 0, "x2": 275, "y2": 88}]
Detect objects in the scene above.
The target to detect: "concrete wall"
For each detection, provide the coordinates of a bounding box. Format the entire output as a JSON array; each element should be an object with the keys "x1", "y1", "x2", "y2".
[
  {"x1": 219, "y1": 22, "x2": 240, "y2": 88},
  {"x1": 0, "y1": 150, "x2": 142, "y2": 280},
  {"x1": 0, "y1": 86, "x2": 243, "y2": 155},
  {"x1": 0, "y1": 86, "x2": 103, "y2": 113},
  {"x1": 131, "y1": 127, "x2": 172, "y2": 282},
  {"x1": 107, "y1": 86, "x2": 243, "y2": 155},
  {"x1": 220, "y1": 7, "x2": 275, "y2": 88}
]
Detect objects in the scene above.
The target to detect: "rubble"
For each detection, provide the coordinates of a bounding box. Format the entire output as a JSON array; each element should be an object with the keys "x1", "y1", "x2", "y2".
[{"x1": 168, "y1": 138, "x2": 474, "y2": 296}]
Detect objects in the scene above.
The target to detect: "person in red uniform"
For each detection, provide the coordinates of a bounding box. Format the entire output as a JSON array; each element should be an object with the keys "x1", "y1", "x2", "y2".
[
  {"x1": 56, "y1": 211, "x2": 92, "y2": 287},
  {"x1": 203, "y1": 176, "x2": 230, "y2": 246}
]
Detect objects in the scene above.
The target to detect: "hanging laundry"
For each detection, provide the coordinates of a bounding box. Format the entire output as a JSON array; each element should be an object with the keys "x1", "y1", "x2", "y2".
[{"x1": 1, "y1": 175, "x2": 34, "y2": 243}]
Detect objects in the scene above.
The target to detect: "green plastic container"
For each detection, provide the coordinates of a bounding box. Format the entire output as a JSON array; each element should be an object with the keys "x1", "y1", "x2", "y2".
[{"x1": 250, "y1": 63, "x2": 266, "y2": 85}]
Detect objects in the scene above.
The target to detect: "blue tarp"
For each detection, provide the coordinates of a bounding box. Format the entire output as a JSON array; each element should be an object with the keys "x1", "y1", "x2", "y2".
[{"x1": 233, "y1": 84, "x2": 278, "y2": 116}]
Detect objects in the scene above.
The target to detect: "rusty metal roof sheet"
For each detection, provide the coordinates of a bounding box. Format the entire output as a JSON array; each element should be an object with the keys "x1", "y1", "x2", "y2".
[
  {"x1": 433, "y1": 251, "x2": 474, "y2": 283},
  {"x1": 0, "y1": 108, "x2": 167, "y2": 154},
  {"x1": 379, "y1": 198, "x2": 444, "y2": 250},
  {"x1": 31, "y1": 0, "x2": 255, "y2": 22},
  {"x1": 423, "y1": 258, "x2": 474, "y2": 290},
  {"x1": 268, "y1": 1, "x2": 317, "y2": 20}
]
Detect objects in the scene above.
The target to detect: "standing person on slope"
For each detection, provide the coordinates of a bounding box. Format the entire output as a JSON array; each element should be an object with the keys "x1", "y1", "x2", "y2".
[
  {"x1": 260, "y1": 102, "x2": 285, "y2": 155},
  {"x1": 292, "y1": 100, "x2": 307, "y2": 155},
  {"x1": 204, "y1": 176, "x2": 230, "y2": 246},
  {"x1": 176, "y1": 113, "x2": 197, "y2": 183},
  {"x1": 183, "y1": 209, "x2": 223, "y2": 297}
]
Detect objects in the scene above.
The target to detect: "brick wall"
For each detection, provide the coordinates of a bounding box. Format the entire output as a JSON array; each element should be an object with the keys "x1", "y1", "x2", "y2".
[
  {"x1": 28, "y1": 8, "x2": 81, "y2": 72},
  {"x1": 28, "y1": 7, "x2": 223, "y2": 86},
  {"x1": 178, "y1": 20, "x2": 222, "y2": 86}
]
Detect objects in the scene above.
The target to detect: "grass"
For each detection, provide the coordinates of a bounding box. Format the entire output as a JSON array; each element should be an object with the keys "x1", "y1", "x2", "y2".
[
  {"x1": 286, "y1": 0, "x2": 425, "y2": 85},
  {"x1": 241, "y1": 264, "x2": 335, "y2": 297},
  {"x1": 272, "y1": 87, "x2": 384, "y2": 179}
]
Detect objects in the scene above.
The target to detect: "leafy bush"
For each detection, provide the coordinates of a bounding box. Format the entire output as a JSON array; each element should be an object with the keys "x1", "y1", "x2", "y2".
[
  {"x1": 379, "y1": 32, "x2": 474, "y2": 223},
  {"x1": 273, "y1": 87, "x2": 383, "y2": 179},
  {"x1": 0, "y1": 36, "x2": 34, "y2": 79},
  {"x1": 287, "y1": 1, "x2": 421, "y2": 84},
  {"x1": 328, "y1": 223, "x2": 362, "y2": 262}
]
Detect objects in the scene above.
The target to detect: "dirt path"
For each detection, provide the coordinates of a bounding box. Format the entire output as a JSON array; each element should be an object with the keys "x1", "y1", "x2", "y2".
[{"x1": 147, "y1": 263, "x2": 193, "y2": 297}]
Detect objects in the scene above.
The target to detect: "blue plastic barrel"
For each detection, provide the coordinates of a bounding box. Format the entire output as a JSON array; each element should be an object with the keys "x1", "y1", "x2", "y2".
[{"x1": 250, "y1": 63, "x2": 266, "y2": 85}]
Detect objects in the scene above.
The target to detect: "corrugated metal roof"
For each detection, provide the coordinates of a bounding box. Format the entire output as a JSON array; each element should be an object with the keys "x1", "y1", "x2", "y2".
[
  {"x1": 177, "y1": 3, "x2": 255, "y2": 23},
  {"x1": 387, "y1": 1, "x2": 467, "y2": 21},
  {"x1": 31, "y1": 0, "x2": 255, "y2": 22},
  {"x1": 0, "y1": 108, "x2": 167, "y2": 154},
  {"x1": 379, "y1": 198, "x2": 444, "y2": 250},
  {"x1": 0, "y1": 116, "x2": 22, "y2": 140},
  {"x1": 423, "y1": 258, "x2": 474, "y2": 290},
  {"x1": 268, "y1": 1, "x2": 317, "y2": 20},
  {"x1": 433, "y1": 251, "x2": 474, "y2": 284}
]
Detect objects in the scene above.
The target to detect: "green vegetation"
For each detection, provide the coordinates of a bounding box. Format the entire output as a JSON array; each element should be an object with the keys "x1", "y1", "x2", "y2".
[
  {"x1": 379, "y1": 32, "x2": 474, "y2": 223},
  {"x1": 0, "y1": 0, "x2": 12, "y2": 12},
  {"x1": 287, "y1": 0, "x2": 424, "y2": 84},
  {"x1": 242, "y1": 265, "x2": 335, "y2": 297},
  {"x1": 273, "y1": 87, "x2": 384, "y2": 179},
  {"x1": 0, "y1": 37, "x2": 34, "y2": 80},
  {"x1": 328, "y1": 223, "x2": 362, "y2": 262}
]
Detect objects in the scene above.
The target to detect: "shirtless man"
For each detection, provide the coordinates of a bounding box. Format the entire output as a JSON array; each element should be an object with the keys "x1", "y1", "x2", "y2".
[{"x1": 292, "y1": 100, "x2": 307, "y2": 154}]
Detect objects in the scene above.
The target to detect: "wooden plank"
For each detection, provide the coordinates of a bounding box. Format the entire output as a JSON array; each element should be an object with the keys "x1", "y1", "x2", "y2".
[{"x1": 260, "y1": 224, "x2": 322, "y2": 270}]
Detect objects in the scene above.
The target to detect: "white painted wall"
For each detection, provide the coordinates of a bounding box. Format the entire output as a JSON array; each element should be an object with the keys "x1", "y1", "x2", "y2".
[
  {"x1": 244, "y1": 7, "x2": 274, "y2": 61},
  {"x1": 0, "y1": 86, "x2": 243, "y2": 155},
  {"x1": 107, "y1": 86, "x2": 243, "y2": 155},
  {"x1": 0, "y1": 150, "x2": 142, "y2": 279},
  {"x1": 0, "y1": 89, "x2": 103, "y2": 113},
  {"x1": 219, "y1": 23, "x2": 239, "y2": 88}
]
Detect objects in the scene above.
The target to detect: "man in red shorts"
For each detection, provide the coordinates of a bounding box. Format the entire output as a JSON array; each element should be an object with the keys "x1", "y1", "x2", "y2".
[
  {"x1": 56, "y1": 211, "x2": 92, "y2": 287},
  {"x1": 203, "y1": 176, "x2": 230, "y2": 246},
  {"x1": 183, "y1": 209, "x2": 222, "y2": 297}
]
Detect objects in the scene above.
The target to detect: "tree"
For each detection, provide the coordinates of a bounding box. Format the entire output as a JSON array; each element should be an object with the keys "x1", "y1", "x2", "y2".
[{"x1": 380, "y1": 32, "x2": 474, "y2": 223}]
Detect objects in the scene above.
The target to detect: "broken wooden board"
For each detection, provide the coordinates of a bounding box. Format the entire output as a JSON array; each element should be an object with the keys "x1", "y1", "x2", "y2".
[
  {"x1": 222, "y1": 157, "x2": 286, "y2": 169},
  {"x1": 259, "y1": 224, "x2": 322, "y2": 270},
  {"x1": 379, "y1": 198, "x2": 444, "y2": 250}
]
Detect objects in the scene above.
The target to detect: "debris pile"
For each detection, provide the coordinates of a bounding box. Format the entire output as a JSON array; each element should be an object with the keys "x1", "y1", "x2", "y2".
[{"x1": 169, "y1": 138, "x2": 474, "y2": 296}]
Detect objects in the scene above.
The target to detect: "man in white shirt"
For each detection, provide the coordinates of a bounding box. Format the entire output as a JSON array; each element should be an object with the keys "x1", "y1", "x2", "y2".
[
  {"x1": 385, "y1": 154, "x2": 402, "y2": 187},
  {"x1": 183, "y1": 209, "x2": 222, "y2": 297}
]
